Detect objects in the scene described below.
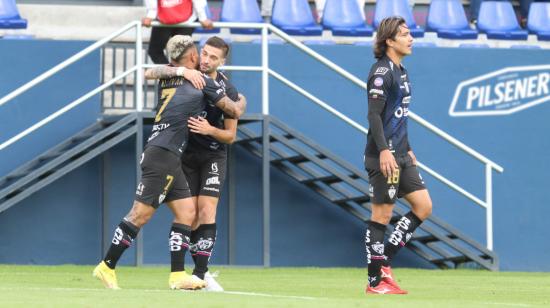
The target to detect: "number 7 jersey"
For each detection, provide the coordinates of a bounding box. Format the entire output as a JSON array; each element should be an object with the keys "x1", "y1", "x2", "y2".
[{"x1": 146, "y1": 74, "x2": 226, "y2": 155}]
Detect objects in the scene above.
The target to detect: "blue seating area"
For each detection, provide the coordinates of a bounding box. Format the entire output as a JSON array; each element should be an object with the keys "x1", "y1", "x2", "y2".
[
  {"x1": 0, "y1": 0, "x2": 27, "y2": 29},
  {"x1": 210, "y1": 0, "x2": 547, "y2": 48},
  {"x1": 477, "y1": 1, "x2": 528, "y2": 40},
  {"x1": 527, "y1": 2, "x2": 550, "y2": 41},
  {"x1": 322, "y1": 0, "x2": 373, "y2": 37},
  {"x1": 426, "y1": 0, "x2": 477, "y2": 39},
  {"x1": 221, "y1": 0, "x2": 263, "y2": 34},
  {"x1": 272, "y1": 0, "x2": 323, "y2": 36},
  {"x1": 373, "y1": 0, "x2": 425, "y2": 37}
]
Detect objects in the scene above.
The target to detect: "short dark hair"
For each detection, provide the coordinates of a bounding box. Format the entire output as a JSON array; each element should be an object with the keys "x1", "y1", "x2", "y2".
[
  {"x1": 204, "y1": 36, "x2": 230, "y2": 58},
  {"x1": 373, "y1": 16, "x2": 407, "y2": 59}
]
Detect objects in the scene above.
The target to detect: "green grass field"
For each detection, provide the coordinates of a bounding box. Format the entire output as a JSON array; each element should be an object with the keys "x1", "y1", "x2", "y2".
[{"x1": 1, "y1": 265, "x2": 548, "y2": 307}]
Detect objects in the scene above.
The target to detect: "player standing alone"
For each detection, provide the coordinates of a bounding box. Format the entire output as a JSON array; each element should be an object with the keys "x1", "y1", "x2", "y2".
[{"x1": 364, "y1": 16, "x2": 433, "y2": 295}]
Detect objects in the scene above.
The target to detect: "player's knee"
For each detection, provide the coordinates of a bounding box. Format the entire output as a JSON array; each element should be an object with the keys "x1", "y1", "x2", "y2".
[
  {"x1": 416, "y1": 198, "x2": 432, "y2": 221},
  {"x1": 198, "y1": 206, "x2": 216, "y2": 224},
  {"x1": 371, "y1": 210, "x2": 393, "y2": 225},
  {"x1": 126, "y1": 202, "x2": 155, "y2": 227}
]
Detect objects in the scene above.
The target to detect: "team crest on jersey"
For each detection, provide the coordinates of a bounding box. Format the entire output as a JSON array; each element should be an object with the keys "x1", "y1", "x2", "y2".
[
  {"x1": 375, "y1": 67, "x2": 389, "y2": 75},
  {"x1": 388, "y1": 185, "x2": 396, "y2": 199}
]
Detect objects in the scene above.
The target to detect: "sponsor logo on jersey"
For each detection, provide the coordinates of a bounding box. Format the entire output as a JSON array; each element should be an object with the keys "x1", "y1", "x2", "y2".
[
  {"x1": 369, "y1": 89, "x2": 384, "y2": 96},
  {"x1": 211, "y1": 162, "x2": 219, "y2": 173},
  {"x1": 152, "y1": 123, "x2": 170, "y2": 131},
  {"x1": 374, "y1": 77, "x2": 384, "y2": 87},
  {"x1": 368, "y1": 184, "x2": 374, "y2": 198},
  {"x1": 136, "y1": 182, "x2": 145, "y2": 196},
  {"x1": 449, "y1": 65, "x2": 550, "y2": 116},
  {"x1": 147, "y1": 131, "x2": 160, "y2": 142},
  {"x1": 206, "y1": 176, "x2": 220, "y2": 186},
  {"x1": 375, "y1": 67, "x2": 389, "y2": 75},
  {"x1": 161, "y1": 0, "x2": 183, "y2": 8}
]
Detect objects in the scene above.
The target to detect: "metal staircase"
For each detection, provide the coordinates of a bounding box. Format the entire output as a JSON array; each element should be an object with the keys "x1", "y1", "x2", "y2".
[
  {"x1": 0, "y1": 113, "x2": 138, "y2": 214},
  {"x1": 235, "y1": 115, "x2": 498, "y2": 270}
]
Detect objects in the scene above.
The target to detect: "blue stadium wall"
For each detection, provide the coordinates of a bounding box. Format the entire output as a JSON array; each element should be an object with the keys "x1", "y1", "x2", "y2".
[{"x1": 0, "y1": 40, "x2": 549, "y2": 271}]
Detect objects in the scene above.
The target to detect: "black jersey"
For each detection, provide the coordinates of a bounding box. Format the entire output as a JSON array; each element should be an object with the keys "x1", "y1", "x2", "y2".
[
  {"x1": 365, "y1": 55, "x2": 412, "y2": 157},
  {"x1": 188, "y1": 72, "x2": 239, "y2": 152},
  {"x1": 146, "y1": 75, "x2": 226, "y2": 155}
]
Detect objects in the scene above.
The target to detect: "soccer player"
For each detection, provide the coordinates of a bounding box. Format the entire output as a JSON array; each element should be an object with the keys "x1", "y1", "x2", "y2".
[
  {"x1": 145, "y1": 36, "x2": 239, "y2": 292},
  {"x1": 93, "y1": 35, "x2": 246, "y2": 290},
  {"x1": 364, "y1": 16, "x2": 433, "y2": 295}
]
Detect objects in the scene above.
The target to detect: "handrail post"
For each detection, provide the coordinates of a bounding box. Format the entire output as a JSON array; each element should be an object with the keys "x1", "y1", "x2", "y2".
[
  {"x1": 261, "y1": 25, "x2": 269, "y2": 115},
  {"x1": 135, "y1": 23, "x2": 144, "y2": 112},
  {"x1": 486, "y1": 164, "x2": 494, "y2": 251}
]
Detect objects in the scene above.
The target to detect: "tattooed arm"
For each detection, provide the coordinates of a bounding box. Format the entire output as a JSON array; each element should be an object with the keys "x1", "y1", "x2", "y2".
[
  {"x1": 214, "y1": 94, "x2": 247, "y2": 119},
  {"x1": 144, "y1": 66, "x2": 205, "y2": 89}
]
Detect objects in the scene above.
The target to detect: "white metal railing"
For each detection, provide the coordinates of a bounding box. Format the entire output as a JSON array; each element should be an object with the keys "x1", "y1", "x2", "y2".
[
  {"x1": 0, "y1": 20, "x2": 143, "y2": 151},
  {"x1": 0, "y1": 21, "x2": 503, "y2": 250}
]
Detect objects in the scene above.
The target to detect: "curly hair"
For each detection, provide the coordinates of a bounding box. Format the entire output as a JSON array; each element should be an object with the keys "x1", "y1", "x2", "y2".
[{"x1": 166, "y1": 35, "x2": 195, "y2": 62}]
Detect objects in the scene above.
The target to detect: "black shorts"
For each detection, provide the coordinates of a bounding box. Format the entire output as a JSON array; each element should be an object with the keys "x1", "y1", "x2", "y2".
[
  {"x1": 135, "y1": 146, "x2": 191, "y2": 208},
  {"x1": 180, "y1": 146, "x2": 227, "y2": 198},
  {"x1": 364, "y1": 153, "x2": 426, "y2": 204}
]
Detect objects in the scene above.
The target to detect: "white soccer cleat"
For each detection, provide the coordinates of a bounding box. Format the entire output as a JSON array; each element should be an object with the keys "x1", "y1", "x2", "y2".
[{"x1": 204, "y1": 271, "x2": 224, "y2": 292}]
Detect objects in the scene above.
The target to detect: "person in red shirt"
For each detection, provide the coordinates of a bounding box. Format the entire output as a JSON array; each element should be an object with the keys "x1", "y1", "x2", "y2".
[{"x1": 142, "y1": 0, "x2": 213, "y2": 64}]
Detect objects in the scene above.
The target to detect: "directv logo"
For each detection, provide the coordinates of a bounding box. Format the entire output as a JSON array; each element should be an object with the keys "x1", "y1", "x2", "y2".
[{"x1": 449, "y1": 65, "x2": 550, "y2": 117}]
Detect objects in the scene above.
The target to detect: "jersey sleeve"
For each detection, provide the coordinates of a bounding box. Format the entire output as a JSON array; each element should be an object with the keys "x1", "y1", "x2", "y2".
[
  {"x1": 366, "y1": 66, "x2": 393, "y2": 152},
  {"x1": 202, "y1": 76, "x2": 226, "y2": 105},
  {"x1": 367, "y1": 66, "x2": 393, "y2": 103}
]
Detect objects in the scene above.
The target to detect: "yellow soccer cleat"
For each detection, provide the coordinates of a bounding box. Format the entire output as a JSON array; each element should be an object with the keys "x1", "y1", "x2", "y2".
[
  {"x1": 169, "y1": 271, "x2": 207, "y2": 290},
  {"x1": 93, "y1": 261, "x2": 120, "y2": 290}
]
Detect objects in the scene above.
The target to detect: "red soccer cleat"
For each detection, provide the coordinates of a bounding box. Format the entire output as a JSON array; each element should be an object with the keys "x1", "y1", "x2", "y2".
[
  {"x1": 366, "y1": 280, "x2": 407, "y2": 295},
  {"x1": 380, "y1": 266, "x2": 408, "y2": 294}
]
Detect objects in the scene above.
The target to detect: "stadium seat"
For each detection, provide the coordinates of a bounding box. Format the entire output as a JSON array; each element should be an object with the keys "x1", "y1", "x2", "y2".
[
  {"x1": 272, "y1": 0, "x2": 323, "y2": 36},
  {"x1": 302, "y1": 39, "x2": 336, "y2": 45},
  {"x1": 510, "y1": 44, "x2": 541, "y2": 49},
  {"x1": 0, "y1": 0, "x2": 27, "y2": 29},
  {"x1": 322, "y1": 0, "x2": 373, "y2": 37},
  {"x1": 458, "y1": 43, "x2": 489, "y2": 48},
  {"x1": 194, "y1": 3, "x2": 220, "y2": 34},
  {"x1": 373, "y1": 0, "x2": 424, "y2": 38},
  {"x1": 221, "y1": 0, "x2": 263, "y2": 35},
  {"x1": 251, "y1": 38, "x2": 286, "y2": 44},
  {"x1": 354, "y1": 41, "x2": 373, "y2": 46},
  {"x1": 413, "y1": 42, "x2": 437, "y2": 47},
  {"x1": 426, "y1": 0, "x2": 478, "y2": 39},
  {"x1": 527, "y1": 2, "x2": 550, "y2": 41},
  {"x1": 477, "y1": 1, "x2": 528, "y2": 40}
]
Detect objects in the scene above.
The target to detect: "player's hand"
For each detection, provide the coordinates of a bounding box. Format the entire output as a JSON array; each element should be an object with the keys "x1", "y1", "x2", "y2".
[
  {"x1": 379, "y1": 149, "x2": 398, "y2": 179},
  {"x1": 182, "y1": 69, "x2": 205, "y2": 89},
  {"x1": 408, "y1": 150, "x2": 417, "y2": 166},
  {"x1": 142, "y1": 17, "x2": 153, "y2": 27},
  {"x1": 188, "y1": 116, "x2": 213, "y2": 135},
  {"x1": 200, "y1": 19, "x2": 214, "y2": 29}
]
